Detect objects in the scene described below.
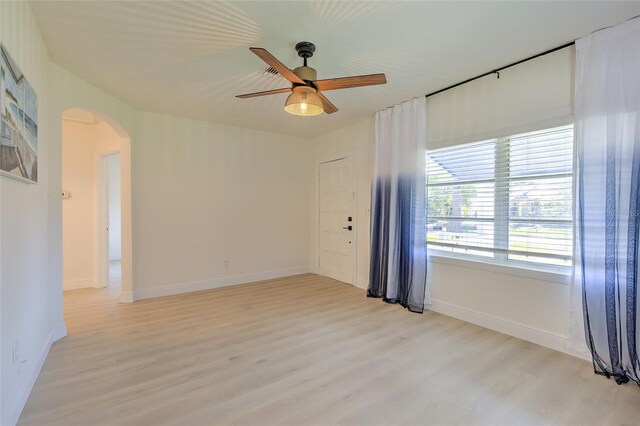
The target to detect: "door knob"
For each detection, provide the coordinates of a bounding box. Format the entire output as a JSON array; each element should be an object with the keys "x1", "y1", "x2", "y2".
[{"x1": 342, "y1": 225, "x2": 353, "y2": 231}]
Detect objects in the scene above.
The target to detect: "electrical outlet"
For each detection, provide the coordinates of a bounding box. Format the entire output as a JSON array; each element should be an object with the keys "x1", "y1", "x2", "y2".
[{"x1": 224, "y1": 260, "x2": 230, "y2": 268}]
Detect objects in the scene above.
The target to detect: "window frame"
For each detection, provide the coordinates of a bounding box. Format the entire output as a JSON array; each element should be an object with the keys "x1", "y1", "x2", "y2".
[{"x1": 426, "y1": 125, "x2": 574, "y2": 276}]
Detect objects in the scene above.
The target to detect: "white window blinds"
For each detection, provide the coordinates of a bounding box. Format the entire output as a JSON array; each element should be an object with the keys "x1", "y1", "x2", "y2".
[{"x1": 426, "y1": 124, "x2": 573, "y2": 268}]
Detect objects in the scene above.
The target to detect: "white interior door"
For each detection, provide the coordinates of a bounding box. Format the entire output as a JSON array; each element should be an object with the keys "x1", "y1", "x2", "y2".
[{"x1": 319, "y1": 156, "x2": 355, "y2": 284}]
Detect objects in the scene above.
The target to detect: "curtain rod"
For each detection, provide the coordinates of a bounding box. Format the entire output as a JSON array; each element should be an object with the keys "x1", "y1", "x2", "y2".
[{"x1": 424, "y1": 41, "x2": 575, "y2": 99}]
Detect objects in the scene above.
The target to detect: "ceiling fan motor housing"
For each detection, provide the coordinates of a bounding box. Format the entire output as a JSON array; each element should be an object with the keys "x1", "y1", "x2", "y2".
[
  {"x1": 293, "y1": 66, "x2": 317, "y2": 82},
  {"x1": 293, "y1": 41, "x2": 318, "y2": 82}
]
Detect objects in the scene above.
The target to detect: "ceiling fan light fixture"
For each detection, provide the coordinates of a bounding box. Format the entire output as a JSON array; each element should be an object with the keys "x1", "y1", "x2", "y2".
[{"x1": 284, "y1": 86, "x2": 324, "y2": 116}]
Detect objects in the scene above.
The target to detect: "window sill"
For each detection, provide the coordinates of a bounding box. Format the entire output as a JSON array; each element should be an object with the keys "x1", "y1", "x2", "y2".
[{"x1": 427, "y1": 251, "x2": 571, "y2": 285}]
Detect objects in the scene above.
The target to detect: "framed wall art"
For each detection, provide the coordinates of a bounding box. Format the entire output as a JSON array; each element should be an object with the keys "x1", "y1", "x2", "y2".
[{"x1": 1, "y1": 43, "x2": 38, "y2": 183}]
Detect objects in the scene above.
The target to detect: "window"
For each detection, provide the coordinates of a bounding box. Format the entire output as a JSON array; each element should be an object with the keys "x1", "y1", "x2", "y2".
[{"x1": 426, "y1": 125, "x2": 573, "y2": 270}]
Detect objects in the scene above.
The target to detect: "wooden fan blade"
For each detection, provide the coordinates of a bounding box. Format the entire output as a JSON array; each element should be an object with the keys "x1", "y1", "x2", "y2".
[
  {"x1": 236, "y1": 87, "x2": 291, "y2": 99},
  {"x1": 316, "y1": 92, "x2": 338, "y2": 114},
  {"x1": 249, "y1": 47, "x2": 305, "y2": 85},
  {"x1": 314, "y1": 73, "x2": 387, "y2": 92}
]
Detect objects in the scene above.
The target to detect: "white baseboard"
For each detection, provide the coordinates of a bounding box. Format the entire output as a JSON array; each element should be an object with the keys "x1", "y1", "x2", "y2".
[
  {"x1": 135, "y1": 266, "x2": 310, "y2": 301},
  {"x1": 6, "y1": 330, "x2": 54, "y2": 426},
  {"x1": 356, "y1": 276, "x2": 369, "y2": 290},
  {"x1": 427, "y1": 298, "x2": 590, "y2": 362},
  {"x1": 63, "y1": 278, "x2": 95, "y2": 290},
  {"x1": 51, "y1": 321, "x2": 67, "y2": 342},
  {"x1": 119, "y1": 291, "x2": 135, "y2": 304}
]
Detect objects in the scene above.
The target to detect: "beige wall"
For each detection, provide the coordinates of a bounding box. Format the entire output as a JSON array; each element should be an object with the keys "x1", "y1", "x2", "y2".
[
  {"x1": 427, "y1": 47, "x2": 574, "y2": 149},
  {"x1": 132, "y1": 110, "x2": 312, "y2": 299},
  {"x1": 1, "y1": 2, "x2": 53, "y2": 424},
  {"x1": 61, "y1": 119, "x2": 121, "y2": 290}
]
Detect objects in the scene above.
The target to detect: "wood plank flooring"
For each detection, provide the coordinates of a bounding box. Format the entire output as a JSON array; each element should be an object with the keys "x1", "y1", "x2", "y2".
[{"x1": 19, "y1": 274, "x2": 640, "y2": 425}]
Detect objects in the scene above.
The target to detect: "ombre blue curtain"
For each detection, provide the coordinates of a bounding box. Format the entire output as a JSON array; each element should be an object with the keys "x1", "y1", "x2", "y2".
[
  {"x1": 368, "y1": 98, "x2": 430, "y2": 313},
  {"x1": 573, "y1": 17, "x2": 640, "y2": 384}
]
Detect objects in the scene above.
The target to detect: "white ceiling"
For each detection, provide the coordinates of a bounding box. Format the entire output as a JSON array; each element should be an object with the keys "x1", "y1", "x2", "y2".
[{"x1": 30, "y1": 1, "x2": 640, "y2": 138}]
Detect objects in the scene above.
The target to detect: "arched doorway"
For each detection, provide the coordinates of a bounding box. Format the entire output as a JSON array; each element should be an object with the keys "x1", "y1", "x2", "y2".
[{"x1": 60, "y1": 108, "x2": 133, "y2": 304}]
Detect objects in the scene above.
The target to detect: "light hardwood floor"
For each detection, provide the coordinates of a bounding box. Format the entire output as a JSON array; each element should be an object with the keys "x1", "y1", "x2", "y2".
[{"x1": 20, "y1": 274, "x2": 640, "y2": 425}]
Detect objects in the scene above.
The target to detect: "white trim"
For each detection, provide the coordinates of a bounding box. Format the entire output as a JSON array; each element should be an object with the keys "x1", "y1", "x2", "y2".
[
  {"x1": 51, "y1": 321, "x2": 68, "y2": 342},
  {"x1": 316, "y1": 153, "x2": 358, "y2": 286},
  {"x1": 426, "y1": 123, "x2": 575, "y2": 283},
  {"x1": 6, "y1": 331, "x2": 54, "y2": 426},
  {"x1": 134, "y1": 266, "x2": 311, "y2": 301},
  {"x1": 61, "y1": 112, "x2": 98, "y2": 124},
  {"x1": 428, "y1": 252, "x2": 571, "y2": 285},
  {"x1": 119, "y1": 291, "x2": 135, "y2": 304},
  {"x1": 63, "y1": 278, "x2": 97, "y2": 290},
  {"x1": 356, "y1": 275, "x2": 369, "y2": 290},
  {"x1": 427, "y1": 298, "x2": 591, "y2": 362}
]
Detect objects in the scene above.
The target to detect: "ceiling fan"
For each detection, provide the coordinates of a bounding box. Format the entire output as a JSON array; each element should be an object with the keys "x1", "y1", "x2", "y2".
[{"x1": 236, "y1": 41, "x2": 387, "y2": 116}]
